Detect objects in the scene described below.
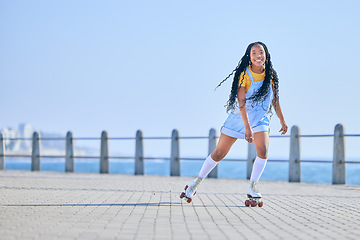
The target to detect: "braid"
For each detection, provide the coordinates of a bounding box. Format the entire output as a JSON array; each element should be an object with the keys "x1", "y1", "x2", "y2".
[{"x1": 215, "y1": 66, "x2": 238, "y2": 90}]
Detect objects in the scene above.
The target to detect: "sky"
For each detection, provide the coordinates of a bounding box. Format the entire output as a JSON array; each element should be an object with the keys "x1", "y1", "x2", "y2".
[{"x1": 1, "y1": 0, "x2": 359, "y2": 159}]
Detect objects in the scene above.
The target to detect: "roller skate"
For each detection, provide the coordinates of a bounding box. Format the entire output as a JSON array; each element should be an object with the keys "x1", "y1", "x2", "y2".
[
  {"x1": 245, "y1": 180, "x2": 264, "y2": 207},
  {"x1": 180, "y1": 176, "x2": 203, "y2": 203}
]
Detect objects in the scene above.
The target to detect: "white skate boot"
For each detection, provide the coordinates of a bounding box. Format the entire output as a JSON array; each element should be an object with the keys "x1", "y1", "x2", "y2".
[
  {"x1": 245, "y1": 180, "x2": 264, "y2": 207},
  {"x1": 180, "y1": 176, "x2": 203, "y2": 203}
]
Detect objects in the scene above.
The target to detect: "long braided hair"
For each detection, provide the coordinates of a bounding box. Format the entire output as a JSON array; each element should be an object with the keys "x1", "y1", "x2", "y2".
[{"x1": 216, "y1": 41, "x2": 279, "y2": 113}]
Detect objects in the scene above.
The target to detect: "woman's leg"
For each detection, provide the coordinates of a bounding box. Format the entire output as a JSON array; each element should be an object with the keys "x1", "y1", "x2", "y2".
[
  {"x1": 198, "y1": 133, "x2": 237, "y2": 178},
  {"x1": 250, "y1": 131, "x2": 269, "y2": 181},
  {"x1": 211, "y1": 133, "x2": 237, "y2": 161},
  {"x1": 182, "y1": 133, "x2": 237, "y2": 200}
]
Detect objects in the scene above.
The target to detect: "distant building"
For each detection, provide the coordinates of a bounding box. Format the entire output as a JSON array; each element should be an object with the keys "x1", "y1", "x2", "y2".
[
  {"x1": 1, "y1": 123, "x2": 91, "y2": 155},
  {"x1": 19, "y1": 123, "x2": 33, "y2": 150},
  {"x1": 1, "y1": 123, "x2": 33, "y2": 151},
  {"x1": 40, "y1": 131, "x2": 65, "y2": 151},
  {"x1": 2, "y1": 128, "x2": 21, "y2": 151}
]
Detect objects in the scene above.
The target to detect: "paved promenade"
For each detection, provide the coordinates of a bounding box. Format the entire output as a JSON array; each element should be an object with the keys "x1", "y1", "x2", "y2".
[{"x1": 1, "y1": 171, "x2": 360, "y2": 240}]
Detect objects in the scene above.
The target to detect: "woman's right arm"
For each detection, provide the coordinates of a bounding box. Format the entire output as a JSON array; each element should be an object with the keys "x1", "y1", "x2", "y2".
[{"x1": 238, "y1": 87, "x2": 253, "y2": 143}]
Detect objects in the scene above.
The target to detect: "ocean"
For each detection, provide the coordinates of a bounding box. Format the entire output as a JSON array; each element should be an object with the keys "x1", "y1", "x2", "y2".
[{"x1": 4, "y1": 158, "x2": 360, "y2": 185}]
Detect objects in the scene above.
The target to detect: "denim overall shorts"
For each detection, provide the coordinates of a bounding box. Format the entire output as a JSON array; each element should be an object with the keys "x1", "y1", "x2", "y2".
[{"x1": 220, "y1": 67, "x2": 273, "y2": 139}]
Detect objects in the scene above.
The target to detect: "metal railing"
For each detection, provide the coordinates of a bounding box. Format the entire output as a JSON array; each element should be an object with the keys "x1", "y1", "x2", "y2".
[{"x1": 0, "y1": 124, "x2": 359, "y2": 184}]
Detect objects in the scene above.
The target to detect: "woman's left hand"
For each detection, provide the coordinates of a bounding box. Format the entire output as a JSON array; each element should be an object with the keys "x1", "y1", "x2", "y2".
[{"x1": 279, "y1": 121, "x2": 288, "y2": 135}]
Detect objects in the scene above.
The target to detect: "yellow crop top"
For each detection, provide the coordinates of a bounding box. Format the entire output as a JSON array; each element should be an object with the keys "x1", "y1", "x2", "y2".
[{"x1": 238, "y1": 67, "x2": 265, "y2": 93}]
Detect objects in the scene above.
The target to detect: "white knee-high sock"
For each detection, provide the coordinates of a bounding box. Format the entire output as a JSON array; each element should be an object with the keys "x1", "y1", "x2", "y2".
[
  {"x1": 198, "y1": 155, "x2": 218, "y2": 178},
  {"x1": 250, "y1": 156, "x2": 267, "y2": 181}
]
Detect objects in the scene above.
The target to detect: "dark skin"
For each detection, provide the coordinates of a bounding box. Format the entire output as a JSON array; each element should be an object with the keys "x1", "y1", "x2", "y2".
[{"x1": 211, "y1": 44, "x2": 288, "y2": 162}]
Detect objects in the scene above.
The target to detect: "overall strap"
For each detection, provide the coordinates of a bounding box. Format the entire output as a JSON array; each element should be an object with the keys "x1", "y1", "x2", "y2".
[{"x1": 245, "y1": 67, "x2": 255, "y2": 84}]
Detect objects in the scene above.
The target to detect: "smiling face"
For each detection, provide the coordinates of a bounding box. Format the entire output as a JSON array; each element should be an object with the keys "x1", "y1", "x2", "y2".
[{"x1": 250, "y1": 44, "x2": 266, "y2": 68}]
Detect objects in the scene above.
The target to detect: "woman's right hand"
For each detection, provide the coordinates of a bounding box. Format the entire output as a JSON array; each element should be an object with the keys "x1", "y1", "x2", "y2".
[{"x1": 245, "y1": 127, "x2": 254, "y2": 143}]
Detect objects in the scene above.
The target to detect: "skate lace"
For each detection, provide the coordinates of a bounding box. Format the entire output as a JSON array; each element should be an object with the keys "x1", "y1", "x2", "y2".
[
  {"x1": 190, "y1": 177, "x2": 202, "y2": 191},
  {"x1": 252, "y1": 182, "x2": 260, "y2": 193}
]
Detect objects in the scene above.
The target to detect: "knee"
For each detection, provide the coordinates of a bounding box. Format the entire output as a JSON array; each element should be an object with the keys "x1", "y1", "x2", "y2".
[
  {"x1": 257, "y1": 148, "x2": 268, "y2": 159},
  {"x1": 211, "y1": 149, "x2": 227, "y2": 162},
  {"x1": 256, "y1": 144, "x2": 268, "y2": 159}
]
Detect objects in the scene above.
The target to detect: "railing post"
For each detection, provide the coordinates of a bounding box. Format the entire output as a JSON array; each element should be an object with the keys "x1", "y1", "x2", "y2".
[
  {"x1": 247, "y1": 142, "x2": 257, "y2": 179},
  {"x1": 170, "y1": 129, "x2": 180, "y2": 176},
  {"x1": 289, "y1": 125, "x2": 301, "y2": 182},
  {"x1": 0, "y1": 131, "x2": 4, "y2": 170},
  {"x1": 135, "y1": 130, "x2": 144, "y2": 175},
  {"x1": 207, "y1": 128, "x2": 217, "y2": 178},
  {"x1": 65, "y1": 131, "x2": 74, "y2": 172},
  {"x1": 100, "y1": 131, "x2": 109, "y2": 174},
  {"x1": 333, "y1": 124, "x2": 345, "y2": 184},
  {"x1": 31, "y1": 131, "x2": 41, "y2": 171}
]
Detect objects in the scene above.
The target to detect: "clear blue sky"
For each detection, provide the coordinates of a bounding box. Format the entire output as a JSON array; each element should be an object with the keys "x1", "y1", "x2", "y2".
[{"x1": 1, "y1": 0, "x2": 359, "y2": 159}]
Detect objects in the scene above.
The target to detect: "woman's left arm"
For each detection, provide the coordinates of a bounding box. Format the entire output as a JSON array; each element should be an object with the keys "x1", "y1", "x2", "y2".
[{"x1": 272, "y1": 83, "x2": 288, "y2": 135}]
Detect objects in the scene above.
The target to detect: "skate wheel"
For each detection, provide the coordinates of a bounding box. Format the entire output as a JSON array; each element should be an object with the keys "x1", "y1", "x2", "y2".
[
  {"x1": 184, "y1": 185, "x2": 188, "y2": 190},
  {"x1": 258, "y1": 201, "x2": 263, "y2": 207},
  {"x1": 187, "y1": 198, "x2": 192, "y2": 203},
  {"x1": 180, "y1": 192, "x2": 185, "y2": 199},
  {"x1": 251, "y1": 200, "x2": 257, "y2": 207},
  {"x1": 245, "y1": 200, "x2": 251, "y2": 207}
]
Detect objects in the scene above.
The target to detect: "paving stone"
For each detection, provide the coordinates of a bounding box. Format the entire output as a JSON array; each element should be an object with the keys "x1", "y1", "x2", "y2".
[{"x1": 0, "y1": 171, "x2": 360, "y2": 240}]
